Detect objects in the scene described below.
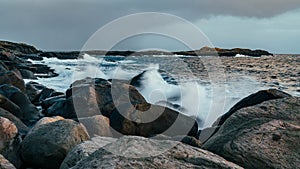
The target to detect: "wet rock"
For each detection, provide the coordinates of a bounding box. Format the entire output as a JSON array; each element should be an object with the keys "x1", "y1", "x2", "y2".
[
  {"x1": 110, "y1": 102, "x2": 198, "y2": 137},
  {"x1": 0, "y1": 85, "x2": 40, "y2": 126},
  {"x1": 0, "y1": 70, "x2": 25, "y2": 92},
  {"x1": 0, "y1": 108, "x2": 29, "y2": 136},
  {"x1": 0, "y1": 94, "x2": 23, "y2": 120},
  {"x1": 203, "y1": 97, "x2": 300, "y2": 169},
  {"x1": 19, "y1": 69, "x2": 37, "y2": 79},
  {"x1": 21, "y1": 119, "x2": 90, "y2": 169},
  {"x1": 33, "y1": 88, "x2": 64, "y2": 106},
  {"x1": 25, "y1": 82, "x2": 46, "y2": 103}
]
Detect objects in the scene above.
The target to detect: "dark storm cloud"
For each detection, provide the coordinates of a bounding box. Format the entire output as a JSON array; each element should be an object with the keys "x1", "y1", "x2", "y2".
[{"x1": 1, "y1": 0, "x2": 300, "y2": 50}]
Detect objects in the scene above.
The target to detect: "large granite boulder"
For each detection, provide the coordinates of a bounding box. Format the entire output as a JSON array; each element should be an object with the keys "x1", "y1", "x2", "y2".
[
  {"x1": 21, "y1": 119, "x2": 90, "y2": 169},
  {"x1": 0, "y1": 117, "x2": 22, "y2": 169},
  {"x1": 0, "y1": 117, "x2": 17, "y2": 152},
  {"x1": 203, "y1": 97, "x2": 300, "y2": 169},
  {"x1": 68, "y1": 136, "x2": 242, "y2": 169}
]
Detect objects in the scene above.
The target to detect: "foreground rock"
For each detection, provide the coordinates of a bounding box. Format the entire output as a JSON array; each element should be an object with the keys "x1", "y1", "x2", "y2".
[
  {"x1": 0, "y1": 117, "x2": 18, "y2": 152},
  {"x1": 0, "y1": 117, "x2": 22, "y2": 168},
  {"x1": 203, "y1": 97, "x2": 300, "y2": 169},
  {"x1": 0, "y1": 154, "x2": 16, "y2": 169},
  {"x1": 0, "y1": 108, "x2": 29, "y2": 136},
  {"x1": 21, "y1": 119, "x2": 90, "y2": 169},
  {"x1": 60, "y1": 137, "x2": 116, "y2": 169},
  {"x1": 68, "y1": 136, "x2": 242, "y2": 169}
]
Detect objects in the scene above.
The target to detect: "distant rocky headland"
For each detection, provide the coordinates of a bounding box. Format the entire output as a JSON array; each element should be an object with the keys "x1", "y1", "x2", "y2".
[
  {"x1": 1, "y1": 40, "x2": 272, "y2": 60},
  {"x1": 0, "y1": 40, "x2": 299, "y2": 169}
]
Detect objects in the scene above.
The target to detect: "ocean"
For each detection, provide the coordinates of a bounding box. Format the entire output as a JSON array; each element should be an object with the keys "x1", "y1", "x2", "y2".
[{"x1": 26, "y1": 54, "x2": 269, "y2": 128}]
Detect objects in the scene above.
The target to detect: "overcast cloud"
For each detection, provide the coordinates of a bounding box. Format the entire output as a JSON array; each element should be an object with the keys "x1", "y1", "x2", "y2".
[{"x1": 0, "y1": 0, "x2": 300, "y2": 53}]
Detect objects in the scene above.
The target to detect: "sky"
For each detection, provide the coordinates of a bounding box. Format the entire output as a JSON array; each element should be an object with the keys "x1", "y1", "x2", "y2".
[{"x1": 0, "y1": 0, "x2": 300, "y2": 53}]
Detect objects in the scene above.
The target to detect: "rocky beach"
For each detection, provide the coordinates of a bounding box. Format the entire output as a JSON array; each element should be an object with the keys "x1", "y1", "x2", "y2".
[{"x1": 0, "y1": 40, "x2": 299, "y2": 169}]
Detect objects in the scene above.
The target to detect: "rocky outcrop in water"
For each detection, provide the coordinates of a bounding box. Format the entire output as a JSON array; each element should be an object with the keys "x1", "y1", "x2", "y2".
[{"x1": 0, "y1": 41, "x2": 39, "y2": 55}]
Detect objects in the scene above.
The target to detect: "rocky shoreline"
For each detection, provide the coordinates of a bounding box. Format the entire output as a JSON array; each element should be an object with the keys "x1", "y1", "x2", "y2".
[{"x1": 0, "y1": 40, "x2": 299, "y2": 169}]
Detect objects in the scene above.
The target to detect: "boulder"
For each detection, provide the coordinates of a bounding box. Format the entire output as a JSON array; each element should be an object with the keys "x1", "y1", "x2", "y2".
[
  {"x1": 0, "y1": 85, "x2": 40, "y2": 125},
  {"x1": 110, "y1": 102, "x2": 198, "y2": 137},
  {"x1": 25, "y1": 82, "x2": 46, "y2": 103},
  {"x1": 0, "y1": 117, "x2": 23, "y2": 168},
  {"x1": 43, "y1": 98, "x2": 75, "y2": 118},
  {"x1": 21, "y1": 119, "x2": 90, "y2": 169},
  {"x1": 19, "y1": 69, "x2": 36, "y2": 79},
  {"x1": 0, "y1": 154, "x2": 16, "y2": 169},
  {"x1": 33, "y1": 88, "x2": 64, "y2": 106},
  {"x1": 28, "y1": 116, "x2": 64, "y2": 135},
  {"x1": 69, "y1": 136, "x2": 242, "y2": 169},
  {"x1": 0, "y1": 70, "x2": 25, "y2": 92},
  {"x1": 66, "y1": 78, "x2": 147, "y2": 118},
  {"x1": 60, "y1": 137, "x2": 116, "y2": 169},
  {"x1": 203, "y1": 97, "x2": 300, "y2": 169},
  {"x1": 78, "y1": 115, "x2": 112, "y2": 137},
  {"x1": 0, "y1": 94, "x2": 23, "y2": 120},
  {"x1": 0, "y1": 117, "x2": 17, "y2": 152},
  {"x1": 0, "y1": 108, "x2": 29, "y2": 136}
]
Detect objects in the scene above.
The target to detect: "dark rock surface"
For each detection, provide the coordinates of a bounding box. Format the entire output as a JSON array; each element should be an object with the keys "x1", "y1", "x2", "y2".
[
  {"x1": 203, "y1": 97, "x2": 300, "y2": 169},
  {"x1": 175, "y1": 47, "x2": 273, "y2": 57},
  {"x1": 21, "y1": 119, "x2": 90, "y2": 169},
  {"x1": 0, "y1": 85, "x2": 40, "y2": 126},
  {"x1": 0, "y1": 41, "x2": 39, "y2": 54}
]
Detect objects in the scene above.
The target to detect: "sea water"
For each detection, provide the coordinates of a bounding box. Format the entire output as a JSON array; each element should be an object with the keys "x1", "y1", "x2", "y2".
[{"x1": 26, "y1": 54, "x2": 267, "y2": 127}]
